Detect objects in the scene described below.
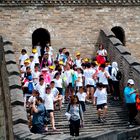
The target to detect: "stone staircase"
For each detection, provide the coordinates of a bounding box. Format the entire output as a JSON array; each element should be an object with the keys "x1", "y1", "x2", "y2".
[{"x1": 44, "y1": 95, "x2": 129, "y2": 138}]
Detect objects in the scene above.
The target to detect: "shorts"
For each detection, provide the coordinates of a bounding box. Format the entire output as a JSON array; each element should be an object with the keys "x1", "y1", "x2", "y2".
[
  {"x1": 86, "y1": 85, "x2": 95, "y2": 88},
  {"x1": 97, "y1": 103, "x2": 107, "y2": 110},
  {"x1": 56, "y1": 87, "x2": 63, "y2": 95},
  {"x1": 46, "y1": 110, "x2": 54, "y2": 113}
]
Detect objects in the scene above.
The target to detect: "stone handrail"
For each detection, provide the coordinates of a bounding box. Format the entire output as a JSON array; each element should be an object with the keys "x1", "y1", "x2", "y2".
[
  {"x1": 0, "y1": 0, "x2": 140, "y2": 7},
  {"x1": 0, "y1": 37, "x2": 47, "y2": 139}
]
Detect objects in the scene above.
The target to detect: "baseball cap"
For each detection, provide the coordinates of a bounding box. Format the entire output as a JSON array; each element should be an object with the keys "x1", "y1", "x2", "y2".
[{"x1": 127, "y1": 79, "x2": 134, "y2": 85}]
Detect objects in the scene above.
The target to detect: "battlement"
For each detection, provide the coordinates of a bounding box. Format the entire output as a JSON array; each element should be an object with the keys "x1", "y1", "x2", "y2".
[{"x1": 0, "y1": 0, "x2": 140, "y2": 7}]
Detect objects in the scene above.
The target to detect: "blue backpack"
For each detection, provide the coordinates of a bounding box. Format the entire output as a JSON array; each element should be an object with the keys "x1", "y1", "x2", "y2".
[{"x1": 28, "y1": 82, "x2": 34, "y2": 94}]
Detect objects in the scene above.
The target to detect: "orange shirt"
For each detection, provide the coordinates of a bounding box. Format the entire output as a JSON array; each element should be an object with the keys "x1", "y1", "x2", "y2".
[{"x1": 136, "y1": 95, "x2": 140, "y2": 111}]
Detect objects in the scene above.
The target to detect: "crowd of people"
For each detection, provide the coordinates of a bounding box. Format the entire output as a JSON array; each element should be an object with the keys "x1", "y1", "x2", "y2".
[{"x1": 19, "y1": 43, "x2": 140, "y2": 136}]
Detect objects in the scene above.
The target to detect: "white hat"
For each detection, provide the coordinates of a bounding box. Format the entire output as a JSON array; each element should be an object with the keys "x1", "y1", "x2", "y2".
[
  {"x1": 127, "y1": 79, "x2": 135, "y2": 85},
  {"x1": 41, "y1": 68, "x2": 48, "y2": 71}
]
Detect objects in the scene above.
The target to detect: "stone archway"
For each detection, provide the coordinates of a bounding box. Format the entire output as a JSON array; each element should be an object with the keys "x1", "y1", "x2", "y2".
[
  {"x1": 111, "y1": 26, "x2": 126, "y2": 46},
  {"x1": 32, "y1": 28, "x2": 51, "y2": 58}
]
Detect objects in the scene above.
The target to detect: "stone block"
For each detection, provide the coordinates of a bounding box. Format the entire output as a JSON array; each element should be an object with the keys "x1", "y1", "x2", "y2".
[
  {"x1": 101, "y1": 29, "x2": 115, "y2": 38},
  {"x1": 3, "y1": 41, "x2": 14, "y2": 54},
  {"x1": 8, "y1": 75, "x2": 21, "y2": 89},
  {"x1": 12, "y1": 106, "x2": 28, "y2": 125},
  {"x1": 115, "y1": 45, "x2": 131, "y2": 55},
  {"x1": 123, "y1": 55, "x2": 140, "y2": 66},
  {"x1": 4, "y1": 53, "x2": 16, "y2": 64},
  {"x1": 25, "y1": 134, "x2": 45, "y2": 140},
  {"x1": 10, "y1": 89, "x2": 24, "y2": 105},
  {"x1": 109, "y1": 37, "x2": 123, "y2": 46},
  {"x1": 6, "y1": 63, "x2": 20, "y2": 76}
]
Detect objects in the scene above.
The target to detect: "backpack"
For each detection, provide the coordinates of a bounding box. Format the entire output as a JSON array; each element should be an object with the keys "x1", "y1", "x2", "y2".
[
  {"x1": 108, "y1": 66, "x2": 112, "y2": 75},
  {"x1": 28, "y1": 82, "x2": 34, "y2": 94},
  {"x1": 116, "y1": 70, "x2": 122, "y2": 81}
]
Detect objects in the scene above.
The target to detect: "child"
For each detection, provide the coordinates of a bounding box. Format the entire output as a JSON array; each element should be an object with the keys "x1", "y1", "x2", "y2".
[
  {"x1": 93, "y1": 83, "x2": 108, "y2": 123},
  {"x1": 76, "y1": 86, "x2": 87, "y2": 113},
  {"x1": 19, "y1": 49, "x2": 29, "y2": 67},
  {"x1": 31, "y1": 48, "x2": 39, "y2": 64}
]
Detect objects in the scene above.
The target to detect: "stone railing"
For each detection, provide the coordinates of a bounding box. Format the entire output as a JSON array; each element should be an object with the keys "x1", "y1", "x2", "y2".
[
  {"x1": 0, "y1": 37, "x2": 48, "y2": 140},
  {"x1": 0, "y1": 0, "x2": 140, "y2": 6}
]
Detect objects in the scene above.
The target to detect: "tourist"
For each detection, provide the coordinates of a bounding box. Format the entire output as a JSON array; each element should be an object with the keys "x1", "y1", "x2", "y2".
[
  {"x1": 96, "y1": 43, "x2": 107, "y2": 64},
  {"x1": 124, "y1": 79, "x2": 137, "y2": 127},
  {"x1": 66, "y1": 95, "x2": 84, "y2": 136},
  {"x1": 44, "y1": 85, "x2": 57, "y2": 131},
  {"x1": 76, "y1": 86, "x2": 87, "y2": 113},
  {"x1": 111, "y1": 62, "x2": 120, "y2": 100},
  {"x1": 30, "y1": 96, "x2": 46, "y2": 134},
  {"x1": 19, "y1": 49, "x2": 29, "y2": 67},
  {"x1": 93, "y1": 83, "x2": 108, "y2": 123},
  {"x1": 35, "y1": 78, "x2": 46, "y2": 99}
]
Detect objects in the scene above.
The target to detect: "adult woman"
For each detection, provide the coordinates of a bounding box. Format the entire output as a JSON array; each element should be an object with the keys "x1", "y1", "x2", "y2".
[
  {"x1": 124, "y1": 79, "x2": 138, "y2": 127},
  {"x1": 66, "y1": 95, "x2": 84, "y2": 136},
  {"x1": 96, "y1": 44, "x2": 107, "y2": 65},
  {"x1": 111, "y1": 62, "x2": 120, "y2": 100},
  {"x1": 30, "y1": 97, "x2": 46, "y2": 134}
]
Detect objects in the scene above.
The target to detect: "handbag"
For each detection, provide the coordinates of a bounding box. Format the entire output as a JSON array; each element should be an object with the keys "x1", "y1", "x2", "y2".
[{"x1": 65, "y1": 112, "x2": 71, "y2": 121}]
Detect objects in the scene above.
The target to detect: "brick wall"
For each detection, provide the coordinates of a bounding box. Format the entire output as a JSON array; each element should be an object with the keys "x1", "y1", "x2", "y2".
[{"x1": 0, "y1": 6, "x2": 140, "y2": 61}]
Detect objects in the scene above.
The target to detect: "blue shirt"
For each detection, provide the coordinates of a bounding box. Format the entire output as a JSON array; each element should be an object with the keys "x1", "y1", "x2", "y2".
[
  {"x1": 32, "y1": 103, "x2": 45, "y2": 125},
  {"x1": 124, "y1": 86, "x2": 136, "y2": 103}
]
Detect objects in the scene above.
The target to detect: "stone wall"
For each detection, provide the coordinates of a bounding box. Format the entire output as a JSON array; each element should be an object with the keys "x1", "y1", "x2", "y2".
[
  {"x1": 96, "y1": 29, "x2": 140, "y2": 96},
  {"x1": 0, "y1": 5, "x2": 140, "y2": 61},
  {"x1": 0, "y1": 38, "x2": 47, "y2": 140}
]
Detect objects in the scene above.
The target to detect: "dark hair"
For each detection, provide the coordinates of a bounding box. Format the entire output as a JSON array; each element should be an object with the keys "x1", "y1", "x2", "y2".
[
  {"x1": 50, "y1": 81, "x2": 55, "y2": 84},
  {"x1": 54, "y1": 72, "x2": 60, "y2": 79},
  {"x1": 26, "y1": 66, "x2": 30, "y2": 70},
  {"x1": 65, "y1": 51, "x2": 70, "y2": 57},
  {"x1": 70, "y1": 95, "x2": 79, "y2": 105},
  {"x1": 36, "y1": 96, "x2": 43, "y2": 103},
  {"x1": 39, "y1": 77, "x2": 44, "y2": 82},
  {"x1": 100, "y1": 64, "x2": 106, "y2": 68},
  {"x1": 86, "y1": 63, "x2": 91, "y2": 68},
  {"x1": 96, "y1": 83, "x2": 104, "y2": 88},
  {"x1": 21, "y1": 49, "x2": 27, "y2": 53}
]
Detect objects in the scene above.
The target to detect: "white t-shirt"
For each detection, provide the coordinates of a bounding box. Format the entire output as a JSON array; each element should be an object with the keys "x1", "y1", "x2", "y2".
[
  {"x1": 36, "y1": 45, "x2": 41, "y2": 57},
  {"x1": 19, "y1": 54, "x2": 29, "y2": 66},
  {"x1": 111, "y1": 67, "x2": 118, "y2": 81},
  {"x1": 51, "y1": 87, "x2": 59, "y2": 98},
  {"x1": 77, "y1": 92, "x2": 87, "y2": 102},
  {"x1": 94, "y1": 88, "x2": 107, "y2": 105},
  {"x1": 28, "y1": 96, "x2": 36, "y2": 103},
  {"x1": 64, "y1": 69, "x2": 73, "y2": 84},
  {"x1": 97, "y1": 70, "x2": 110, "y2": 85},
  {"x1": 54, "y1": 78, "x2": 62, "y2": 88},
  {"x1": 30, "y1": 61, "x2": 35, "y2": 73},
  {"x1": 97, "y1": 49, "x2": 107, "y2": 56},
  {"x1": 84, "y1": 68, "x2": 96, "y2": 86},
  {"x1": 44, "y1": 93, "x2": 54, "y2": 110},
  {"x1": 32, "y1": 53, "x2": 39, "y2": 64},
  {"x1": 35, "y1": 83, "x2": 46, "y2": 99},
  {"x1": 32, "y1": 71, "x2": 41, "y2": 85},
  {"x1": 75, "y1": 73, "x2": 83, "y2": 87},
  {"x1": 75, "y1": 59, "x2": 82, "y2": 68},
  {"x1": 20, "y1": 65, "x2": 27, "y2": 78}
]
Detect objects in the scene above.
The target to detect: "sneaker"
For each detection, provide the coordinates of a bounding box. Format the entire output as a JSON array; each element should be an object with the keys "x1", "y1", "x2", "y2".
[
  {"x1": 103, "y1": 117, "x2": 107, "y2": 123},
  {"x1": 98, "y1": 118, "x2": 103, "y2": 123},
  {"x1": 128, "y1": 124, "x2": 135, "y2": 128}
]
